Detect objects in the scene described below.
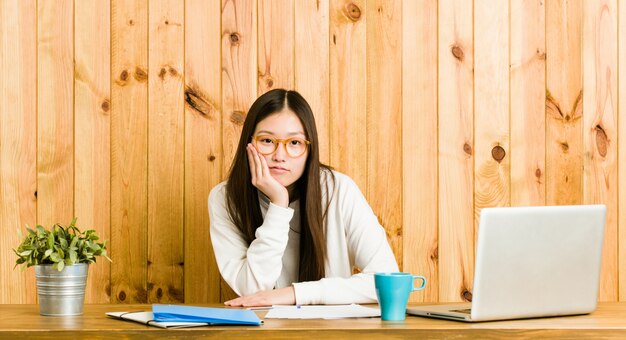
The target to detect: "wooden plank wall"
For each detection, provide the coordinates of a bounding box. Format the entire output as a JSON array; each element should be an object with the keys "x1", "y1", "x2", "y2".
[{"x1": 2, "y1": 0, "x2": 626, "y2": 304}]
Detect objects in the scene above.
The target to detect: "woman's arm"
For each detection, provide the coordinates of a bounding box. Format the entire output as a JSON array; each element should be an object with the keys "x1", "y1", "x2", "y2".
[
  {"x1": 293, "y1": 173, "x2": 399, "y2": 305},
  {"x1": 224, "y1": 286, "x2": 296, "y2": 307},
  {"x1": 208, "y1": 184, "x2": 293, "y2": 296}
]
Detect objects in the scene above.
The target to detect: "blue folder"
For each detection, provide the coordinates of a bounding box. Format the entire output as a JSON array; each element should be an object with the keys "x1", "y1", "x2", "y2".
[{"x1": 152, "y1": 304, "x2": 262, "y2": 326}]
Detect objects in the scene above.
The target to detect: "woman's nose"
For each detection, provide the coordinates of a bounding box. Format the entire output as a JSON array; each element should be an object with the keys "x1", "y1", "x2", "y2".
[{"x1": 272, "y1": 143, "x2": 287, "y2": 161}]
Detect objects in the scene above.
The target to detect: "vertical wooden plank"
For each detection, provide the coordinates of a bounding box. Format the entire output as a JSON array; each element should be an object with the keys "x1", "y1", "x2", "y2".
[
  {"x1": 329, "y1": 0, "x2": 367, "y2": 190},
  {"x1": 402, "y1": 0, "x2": 438, "y2": 303},
  {"x1": 74, "y1": 0, "x2": 111, "y2": 304},
  {"x1": 0, "y1": 0, "x2": 37, "y2": 304},
  {"x1": 111, "y1": 0, "x2": 149, "y2": 303},
  {"x1": 258, "y1": 0, "x2": 294, "y2": 93},
  {"x1": 295, "y1": 0, "x2": 330, "y2": 164},
  {"x1": 546, "y1": 0, "x2": 583, "y2": 206},
  {"x1": 184, "y1": 0, "x2": 222, "y2": 303},
  {"x1": 147, "y1": 0, "x2": 184, "y2": 303},
  {"x1": 367, "y1": 0, "x2": 402, "y2": 270},
  {"x1": 510, "y1": 0, "x2": 546, "y2": 207},
  {"x1": 474, "y1": 0, "x2": 510, "y2": 221},
  {"x1": 37, "y1": 0, "x2": 73, "y2": 227},
  {"x1": 619, "y1": 0, "x2": 626, "y2": 302},
  {"x1": 582, "y1": 0, "x2": 618, "y2": 302},
  {"x1": 221, "y1": 0, "x2": 257, "y2": 173},
  {"x1": 221, "y1": 0, "x2": 257, "y2": 301},
  {"x1": 438, "y1": 0, "x2": 474, "y2": 302}
]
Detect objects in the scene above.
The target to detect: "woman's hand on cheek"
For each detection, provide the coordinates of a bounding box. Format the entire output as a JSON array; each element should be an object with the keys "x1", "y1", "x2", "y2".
[
  {"x1": 224, "y1": 286, "x2": 296, "y2": 307},
  {"x1": 247, "y1": 144, "x2": 289, "y2": 207}
]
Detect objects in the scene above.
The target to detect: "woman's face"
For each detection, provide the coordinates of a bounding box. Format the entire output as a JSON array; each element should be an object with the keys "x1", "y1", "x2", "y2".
[{"x1": 252, "y1": 108, "x2": 308, "y2": 191}]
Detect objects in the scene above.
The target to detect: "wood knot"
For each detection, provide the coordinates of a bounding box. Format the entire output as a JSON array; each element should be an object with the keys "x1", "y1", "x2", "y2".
[
  {"x1": 169, "y1": 67, "x2": 178, "y2": 77},
  {"x1": 536, "y1": 48, "x2": 546, "y2": 60},
  {"x1": 164, "y1": 20, "x2": 169, "y2": 25},
  {"x1": 229, "y1": 32, "x2": 240, "y2": 45},
  {"x1": 595, "y1": 125, "x2": 608, "y2": 157},
  {"x1": 463, "y1": 142, "x2": 472, "y2": 156},
  {"x1": 120, "y1": 70, "x2": 129, "y2": 81},
  {"x1": 133, "y1": 67, "x2": 148, "y2": 82},
  {"x1": 158, "y1": 68, "x2": 167, "y2": 79},
  {"x1": 118, "y1": 290, "x2": 126, "y2": 301},
  {"x1": 451, "y1": 45, "x2": 464, "y2": 61},
  {"x1": 208, "y1": 155, "x2": 216, "y2": 162},
  {"x1": 344, "y1": 2, "x2": 362, "y2": 22},
  {"x1": 266, "y1": 77, "x2": 274, "y2": 88},
  {"x1": 430, "y1": 246, "x2": 438, "y2": 261},
  {"x1": 34, "y1": 190, "x2": 37, "y2": 198},
  {"x1": 128, "y1": 19, "x2": 134, "y2": 26},
  {"x1": 491, "y1": 145, "x2": 506, "y2": 162},
  {"x1": 184, "y1": 85, "x2": 213, "y2": 117},
  {"x1": 101, "y1": 99, "x2": 110, "y2": 112},
  {"x1": 560, "y1": 141, "x2": 569, "y2": 152},
  {"x1": 535, "y1": 168, "x2": 542, "y2": 178},
  {"x1": 168, "y1": 286, "x2": 184, "y2": 302},
  {"x1": 156, "y1": 287, "x2": 163, "y2": 299},
  {"x1": 230, "y1": 110, "x2": 246, "y2": 125},
  {"x1": 462, "y1": 290, "x2": 473, "y2": 302}
]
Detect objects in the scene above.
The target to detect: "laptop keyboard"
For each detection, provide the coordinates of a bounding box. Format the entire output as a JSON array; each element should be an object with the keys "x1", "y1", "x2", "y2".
[{"x1": 451, "y1": 308, "x2": 472, "y2": 314}]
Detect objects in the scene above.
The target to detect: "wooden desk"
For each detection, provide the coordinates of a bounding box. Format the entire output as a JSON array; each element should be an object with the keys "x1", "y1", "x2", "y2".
[{"x1": 1, "y1": 303, "x2": 625, "y2": 339}]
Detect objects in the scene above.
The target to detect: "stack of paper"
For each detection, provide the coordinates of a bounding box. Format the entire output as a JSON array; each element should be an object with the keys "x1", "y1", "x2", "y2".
[
  {"x1": 265, "y1": 304, "x2": 381, "y2": 319},
  {"x1": 106, "y1": 311, "x2": 209, "y2": 329},
  {"x1": 106, "y1": 304, "x2": 262, "y2": 328}
]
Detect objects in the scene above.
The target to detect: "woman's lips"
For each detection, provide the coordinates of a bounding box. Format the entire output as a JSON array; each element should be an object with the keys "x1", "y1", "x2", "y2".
[{"x1": 269, "y1": 166, "x2": 289, "y2": 174}]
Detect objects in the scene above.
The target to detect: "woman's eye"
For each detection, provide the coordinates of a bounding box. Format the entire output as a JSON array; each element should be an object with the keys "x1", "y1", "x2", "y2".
[
  {"x1": 289, "y1": 139, "x2": 302, "y2": 145},
  {"x1": 260, "y1": 138, "x2": 274, "y2": 144}
]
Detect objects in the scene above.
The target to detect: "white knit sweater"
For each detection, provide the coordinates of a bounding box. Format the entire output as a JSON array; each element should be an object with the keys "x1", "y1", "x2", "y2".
[{"x1": 208, "y1": 170, "x2": 399, "y2": 305}]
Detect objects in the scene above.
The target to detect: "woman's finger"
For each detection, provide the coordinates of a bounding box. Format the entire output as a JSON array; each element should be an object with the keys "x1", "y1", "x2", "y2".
[
  {"x1": 258, "y1": 152, "x2": 271, "y2": 177},
  {"x1": 250, "y1": 145, "x2": 264, "y2": 180}
]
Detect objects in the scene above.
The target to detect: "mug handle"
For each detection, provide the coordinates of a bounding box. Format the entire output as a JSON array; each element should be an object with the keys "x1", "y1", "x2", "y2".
[{"x1": 412, "y1": 275, "x2": 427, "y2": 291}]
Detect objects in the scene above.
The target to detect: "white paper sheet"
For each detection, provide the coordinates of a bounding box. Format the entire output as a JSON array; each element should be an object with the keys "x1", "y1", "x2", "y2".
[
  {"x1": 106, "y1": 311, "x2": 210, "y2": 328},
  {"x1": 264, "y1": 304, "x2": 381, "y2": 319}
]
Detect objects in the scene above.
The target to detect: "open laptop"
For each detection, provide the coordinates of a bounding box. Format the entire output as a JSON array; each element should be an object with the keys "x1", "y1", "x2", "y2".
[{"x1": 407, "y1": 204, "x2": 606, "y2": 322}]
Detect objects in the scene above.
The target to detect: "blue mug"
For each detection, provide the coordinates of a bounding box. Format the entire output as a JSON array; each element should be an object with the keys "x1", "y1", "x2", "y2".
[{"x1": 375, "y1": 272, "x2": 426, "y2": 321}]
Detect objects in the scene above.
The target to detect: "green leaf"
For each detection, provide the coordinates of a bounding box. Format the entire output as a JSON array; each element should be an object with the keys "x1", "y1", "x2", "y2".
[
  {"x1": 70, "y1": 236, "x2": 78, "y2": 249},
  {"x1": 69, "y1": 250, "x2": 77, "y2": 264},
  {"x1": 42, "y1": 248, "x2": 53, "y2": 260},
  {"x1": 49, "y1": 252, "x2": 61, "y2": 263},
  {"x1": 47, "y1": 231, "x2": 54, "y2": 249},
  {"x1": 59, "y1": 237, "x2": 68, "y2": 249}
]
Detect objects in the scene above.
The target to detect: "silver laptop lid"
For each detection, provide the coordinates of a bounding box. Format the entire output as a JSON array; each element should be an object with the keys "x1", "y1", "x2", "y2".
[{"x1": 471, "y1": 205, "x2": 606, "y2": 321}]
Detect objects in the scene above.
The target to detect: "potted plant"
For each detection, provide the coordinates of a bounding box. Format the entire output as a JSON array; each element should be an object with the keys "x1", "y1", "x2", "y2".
[{"x1": 14, "y1": 218, "x2": 111, "y2": 316}]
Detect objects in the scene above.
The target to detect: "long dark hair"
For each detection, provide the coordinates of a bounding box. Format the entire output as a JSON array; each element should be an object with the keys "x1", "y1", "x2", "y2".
[{"x1": 226, "y1": 89, "x2": 332, "y2": 282}]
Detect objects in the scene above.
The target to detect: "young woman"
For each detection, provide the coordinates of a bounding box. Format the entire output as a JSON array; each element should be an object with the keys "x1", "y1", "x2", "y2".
[{"x1": 209, "y1": 89, "x2": 398, "y2": 307}]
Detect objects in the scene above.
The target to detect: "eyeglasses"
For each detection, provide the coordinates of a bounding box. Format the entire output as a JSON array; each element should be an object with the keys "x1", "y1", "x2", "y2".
[{"x1": 252, "y1": 135, "x2": 311, "y2": 158}]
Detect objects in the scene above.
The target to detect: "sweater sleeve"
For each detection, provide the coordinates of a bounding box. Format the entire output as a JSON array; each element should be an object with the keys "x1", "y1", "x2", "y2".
[
  {"x1": 208, "y1": 183, "x2": 294, "y2": 296},
  {"x1": 293, "y1": 174, "x2": 399, "y2": 305}
]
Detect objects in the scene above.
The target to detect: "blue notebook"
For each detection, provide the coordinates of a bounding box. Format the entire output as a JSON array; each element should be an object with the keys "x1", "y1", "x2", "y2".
[{"x1": 152, "y1": 304, "x2": 262, "y2": 326}]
